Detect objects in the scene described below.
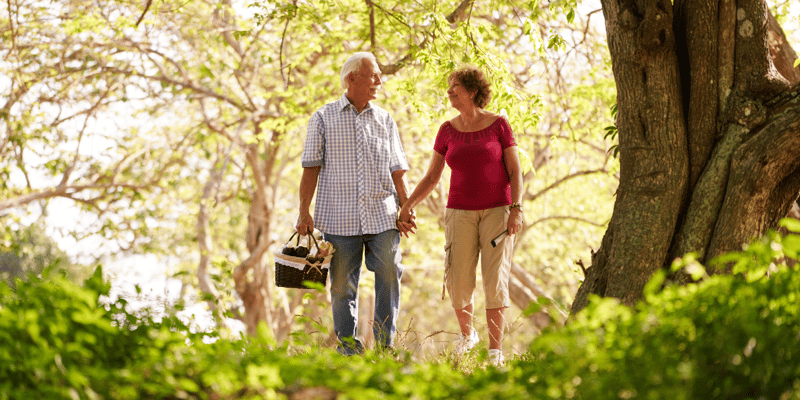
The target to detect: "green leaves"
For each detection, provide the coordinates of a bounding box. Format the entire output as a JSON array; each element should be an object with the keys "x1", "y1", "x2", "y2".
[
  {"x1": 515, "y1": 235, "x2": 800, "y2": 399},
  {"x1": 707, "y1": 223, "x2": 797, "y2": 282},
  {"x1": 604, "y1": 103, "x2": 619, "y2": 158},
  {"x1": 781, "y1": 217, "x2": 800, "y2": 232},
  {"x1": 547, "y1": 32, "x2": 567, "y2": 50},
  {"x1": 780, "y1": 217, "x2": 800, "y2": 260},
  {"x1": 4, "y1": 235, "x2": 800, "y2": 400}
]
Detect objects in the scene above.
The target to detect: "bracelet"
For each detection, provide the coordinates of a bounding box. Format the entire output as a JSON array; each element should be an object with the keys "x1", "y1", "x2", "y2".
[{"x1": 510, "y1": 202, "x2": 523, "y2": 210}]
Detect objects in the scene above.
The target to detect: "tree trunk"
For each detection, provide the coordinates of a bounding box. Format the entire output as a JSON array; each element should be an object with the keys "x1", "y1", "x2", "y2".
[
  {"x1": 233, "y1": 137, "x2": 296, "y2": 339},
  {"x1": 572, "y1": 0, "x2": 689, "y2": 310},
  {"x1": 572, "y1": 0, "x2": 800, "y2": 313}
]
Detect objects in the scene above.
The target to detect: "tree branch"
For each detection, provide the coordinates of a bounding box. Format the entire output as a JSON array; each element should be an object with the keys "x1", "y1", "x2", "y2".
[
  {"x1": 134, "y1": 0, "x2": 153, "y2": 27},
  {"x1": 733, "y1": 0, "x2": 791, "y2": 99},
  {"x1": 446, "y1": 0, "x2": 474, "y2": 23},
  {"x1": 529, "y1": 215, "x2": 609, "y2": 228},
  {"x1": 6, "y1": 0, "x2": 16, "y2": 55},
  {"x1": 103, "y1": 66, "x2": 255, "y2": 112},
  {"x1": 366, "y1": 0, "x2": 376, "y2": 50},
  {"x1": 278, "y1": 0, "x2": 295, "y2": 88},
  {"x1": 368, "y1": 0, "x2": 469, "y2": 75},
  {"x1": 766, "y1": 11, "x2": 800, "y2": 84},
  {"x1": 529, "y1": 169, "x2": 609, "y2": 202}
]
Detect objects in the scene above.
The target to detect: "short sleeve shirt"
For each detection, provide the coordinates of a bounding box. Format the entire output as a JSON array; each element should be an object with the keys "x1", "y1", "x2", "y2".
[
  {"x1": 433, "y1": 117, "x2": 517, "y2": 210},
  {"x1": 301, "y1": 95, "x2": 409, "y2": 236}
]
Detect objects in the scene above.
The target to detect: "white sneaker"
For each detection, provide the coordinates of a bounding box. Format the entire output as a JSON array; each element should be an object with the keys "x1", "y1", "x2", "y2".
[
  {"x1": 488, "y1": 349, "x2": 505, "y2": 367},
  {"x1": 453, "y1": 328, "x2": 479, "y2": 355}
]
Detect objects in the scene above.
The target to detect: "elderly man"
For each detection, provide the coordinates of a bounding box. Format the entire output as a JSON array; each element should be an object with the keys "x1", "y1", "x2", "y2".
[{"x1": 296, "y1": 52, "x2": 413, "y2": 354}]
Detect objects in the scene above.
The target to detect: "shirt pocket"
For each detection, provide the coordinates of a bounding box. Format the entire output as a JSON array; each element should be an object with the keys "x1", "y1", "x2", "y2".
[
  {"x1": 366, "y1": 135, "x2": 390, "y2": 167},
  {"x1": 366, "y1": 135, "x2": 391, "y2": 192}
]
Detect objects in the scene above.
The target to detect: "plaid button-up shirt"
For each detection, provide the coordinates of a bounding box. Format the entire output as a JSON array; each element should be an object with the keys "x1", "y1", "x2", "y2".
[{"x1": 301, "y1": 95, "x2": 409, "y2": 236}]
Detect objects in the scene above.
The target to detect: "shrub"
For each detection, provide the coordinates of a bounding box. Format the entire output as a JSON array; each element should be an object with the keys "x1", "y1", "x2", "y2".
[
  {"x1": 2, "y1": 221, "x2": 800, "y2": 399},
  {"x1": 480, "y1": 220, "x2": 800, "y2": 400},
  {"x1": 0, "y1": 266, "x2": 211, "y2": 399}
]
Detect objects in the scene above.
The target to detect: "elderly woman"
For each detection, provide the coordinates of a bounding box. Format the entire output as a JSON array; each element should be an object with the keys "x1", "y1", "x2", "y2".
[{"x1": 399, "y1": 67, "x2": 523, "y2": 366}]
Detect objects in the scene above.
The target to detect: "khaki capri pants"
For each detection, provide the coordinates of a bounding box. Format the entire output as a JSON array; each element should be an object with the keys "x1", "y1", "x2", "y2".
[{"x1": 444, "y1": 206, "x2": 515, "y2": 310}]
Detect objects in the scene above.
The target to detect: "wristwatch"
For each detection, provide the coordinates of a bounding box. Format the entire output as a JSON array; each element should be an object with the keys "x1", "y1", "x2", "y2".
[{"x1": 510, "y1": 202, "x2": 523, "y2": 210}]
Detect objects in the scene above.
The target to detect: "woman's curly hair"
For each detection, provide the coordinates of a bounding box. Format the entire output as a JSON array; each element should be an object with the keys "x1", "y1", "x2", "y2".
[{"x1": 448, "y1": 67, "x2": 492, "y2": 108}]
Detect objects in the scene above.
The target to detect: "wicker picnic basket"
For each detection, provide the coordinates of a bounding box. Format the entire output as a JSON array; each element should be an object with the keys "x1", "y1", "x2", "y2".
[{"x1": 274, "y1": 232, "x2": 334, "y2": 289}]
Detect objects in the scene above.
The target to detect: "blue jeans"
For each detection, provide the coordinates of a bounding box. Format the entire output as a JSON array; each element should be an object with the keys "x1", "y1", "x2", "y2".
[{"x1": 323, "y1": 229, "x2": 403, "y2": 355}]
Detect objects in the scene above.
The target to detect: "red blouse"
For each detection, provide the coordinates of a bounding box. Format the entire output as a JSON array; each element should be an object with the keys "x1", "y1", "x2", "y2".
[{"x1": 433, "y1": 117, "x2": 517, "y2": 210}]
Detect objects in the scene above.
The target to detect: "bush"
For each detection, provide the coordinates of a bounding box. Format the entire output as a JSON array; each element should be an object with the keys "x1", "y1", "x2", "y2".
[
  {"x1": 490, "y1": 265, "x2": 800, "y2": 400},
  {"x1": 1, "y1": 221, "x2": 800, "y2": 399},
  {"x1": 0, "y1": 266, "x2": 212, "y2": 399},
  {"x1": 480, "y1": 220, "x2": 800, "y2": 400},
  {"x1": 0, "y1": 266, "x2": 465, "y2": 399}
]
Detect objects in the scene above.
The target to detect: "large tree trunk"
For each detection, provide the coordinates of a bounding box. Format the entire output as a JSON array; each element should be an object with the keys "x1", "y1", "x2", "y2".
[
  {"x1": 572, "y1": 0, "x2": 800, "y2": 313},
  {"x1": 572, "y1": 0, "x2": 689, "y2": 310}
]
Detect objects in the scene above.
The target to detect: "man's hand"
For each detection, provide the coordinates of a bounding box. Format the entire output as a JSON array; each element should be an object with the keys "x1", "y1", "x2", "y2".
[
  {"x1": 396, "y1": 206, "x2": 417, "y2": 238},
  {"x1": 296, "y1": 213, "x2": 314, "y2": 236}
]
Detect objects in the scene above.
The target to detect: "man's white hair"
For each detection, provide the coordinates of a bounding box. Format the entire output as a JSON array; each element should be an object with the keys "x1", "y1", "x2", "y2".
[{"x1": 340, "y1": 52, "x2": 378, "y2": 90}]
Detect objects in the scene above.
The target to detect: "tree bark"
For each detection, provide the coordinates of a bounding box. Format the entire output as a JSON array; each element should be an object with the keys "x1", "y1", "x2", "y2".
[
  {"x1": 572, "y1": 0, "x2": 688, "y2": 311},
  {"x1": 572, "y1": 0, "x2": 800, "y2": 314}
]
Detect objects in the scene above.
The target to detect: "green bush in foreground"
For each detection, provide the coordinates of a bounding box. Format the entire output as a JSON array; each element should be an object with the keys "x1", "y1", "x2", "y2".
[
  {"x1": 485, "y1": 261, "x2": 800, "y2": 399},
  {"x1": 1, "y1": 220, "x2": 800, "y2": 399}
]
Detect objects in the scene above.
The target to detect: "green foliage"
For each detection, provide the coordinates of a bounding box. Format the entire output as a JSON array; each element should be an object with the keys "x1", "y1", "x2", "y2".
[
  {"x1": 2, "y1": 0, "x2": 616, "y2": 343},
  {"x1": 0, "y1": 265, "x2": 216, "y2": 399},
  {"x1": 604, "y1": 103, "x2": 619, "y2": 158},
  {"x1": 0, "y1": 221, "x2": 82, "y2": 285},
  {"x1": 0, "y1": 265, "x2": 466, "y2": 399},
  {"x1": 4, "y1": 226, "x2": 800, "y2": 399},
  {"x1": 506, "y1": 221, "x2": 800, "y2": 399}
]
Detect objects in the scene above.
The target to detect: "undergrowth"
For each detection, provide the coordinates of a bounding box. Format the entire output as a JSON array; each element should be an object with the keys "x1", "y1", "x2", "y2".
[{"x1": 2, "y1": 219, "x2": 800, "y2": 399}]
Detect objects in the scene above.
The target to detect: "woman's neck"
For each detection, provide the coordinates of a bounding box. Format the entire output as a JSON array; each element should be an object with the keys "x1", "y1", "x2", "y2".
[
  {"x1": 454, "y1": 107, "x2": 493, "y2": 132},
  {"x1": 458, "y1": 107, "x2": 482, "y2": 124}
]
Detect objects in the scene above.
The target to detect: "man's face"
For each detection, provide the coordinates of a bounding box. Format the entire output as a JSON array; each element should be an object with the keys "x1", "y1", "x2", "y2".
[{"x1": 347, "y1": 60, "x2": 382, "y2": 104}]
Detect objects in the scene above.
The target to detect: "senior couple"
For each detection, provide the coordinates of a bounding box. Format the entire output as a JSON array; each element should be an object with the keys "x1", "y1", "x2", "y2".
[{"x1": 295, "y1": 52, "x2": 523, "y2": 367}]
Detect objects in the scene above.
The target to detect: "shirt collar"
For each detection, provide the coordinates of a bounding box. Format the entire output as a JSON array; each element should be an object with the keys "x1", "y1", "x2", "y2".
[{"x1": 337, "y1": 93, "x2": 372, "y2": 113}]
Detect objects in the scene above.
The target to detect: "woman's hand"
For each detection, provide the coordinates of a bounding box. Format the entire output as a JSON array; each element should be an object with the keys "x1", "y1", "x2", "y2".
[
  {"x1": 397, "y1": 204, "x2": 418, "y2": 237},
  {"x1": 507, "y1": 207, "x2": 523, "y2": 235}
]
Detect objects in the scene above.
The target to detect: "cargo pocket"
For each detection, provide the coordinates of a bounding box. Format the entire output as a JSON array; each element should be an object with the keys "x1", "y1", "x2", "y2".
[
  {"x1": 442, "y1": 242, "x2": 452, "y2": 300},
  {"x1": 442, "y1": 208, "x2": 455, "y2": 300}
]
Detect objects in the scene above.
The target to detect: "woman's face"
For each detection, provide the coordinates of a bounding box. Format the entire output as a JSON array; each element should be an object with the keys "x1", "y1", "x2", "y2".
[{"x1": 447, "y1": 79, "x2": 473, "y2": 108}]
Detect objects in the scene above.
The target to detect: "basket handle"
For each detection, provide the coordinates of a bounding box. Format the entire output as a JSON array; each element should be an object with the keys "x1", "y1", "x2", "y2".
[
  {"x1": 284, "y1": 232, "x2": 302, "y2": 247},
  {"x1": 306, "y1": 228, "x2": 321, "y2": 253},
  {"x1": 285, "y1": 229, "x2": 321, "y2": 253}
]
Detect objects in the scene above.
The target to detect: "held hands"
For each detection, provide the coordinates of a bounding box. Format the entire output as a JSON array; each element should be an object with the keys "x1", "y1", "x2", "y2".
[
  {"x1": 396, "y1": 204, "x2": 418, "y2": 238},
  {"x1": 299, "y1": 209, "x2": 417, "y2": 237}
]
